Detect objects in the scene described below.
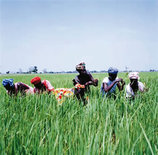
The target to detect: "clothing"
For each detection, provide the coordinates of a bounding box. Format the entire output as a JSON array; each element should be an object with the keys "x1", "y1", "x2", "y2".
[
  {"x1": 33, "y1": 80, "x2": 54, "y2": 93},
  {"x1": 2, "y1": 79, "x2": 14, "y2": 87},
  {"x1": 7, "y1": 82, "x2": 34, "y2": 95},
  {"x1": 128, "y1": 72, "x2": 140, "y2": 80},
  {"x1": 31, "y1": 77, "x2": 41, "y2": 84},
  {"x1": 101, "y1": 77, "x2": 118, "y2": 96},
  {"x1": 108, "y1": 67, "x2": 118, "y2": 74},
  {"x1": 76, "y1": 62, "x2": 86, "y2": 71},
  {"x1": 74, "y1": 70, "x2": 93, "y2": 91},
  {"x1": 53, "y1": 88, "x2": 74, "y2": 104},
  {"x1": 53, "y1": 84, "x2": 85, "y2": 104},
  {"x1": 125, "y1": 81, "x2": 145, "y2": 98}
]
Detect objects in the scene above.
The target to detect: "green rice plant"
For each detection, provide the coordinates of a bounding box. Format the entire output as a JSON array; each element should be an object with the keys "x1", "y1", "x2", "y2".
[{"x1": 0, "y1": 72, "x2": 157, "y2": 154}]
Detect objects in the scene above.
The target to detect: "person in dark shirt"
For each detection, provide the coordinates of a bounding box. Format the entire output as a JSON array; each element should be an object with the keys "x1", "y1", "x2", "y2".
[
  {"x1": 2, "y1": 79, "x2": 34, "y2": 96},
  {"x1": 73, "y1": 62, "x2": 98, "y2": 105}
]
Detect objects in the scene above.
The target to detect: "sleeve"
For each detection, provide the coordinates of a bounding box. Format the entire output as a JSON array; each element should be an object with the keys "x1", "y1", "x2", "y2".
[
  {"x1": 74, "y1": 76, "x2": 80, "y2": 83},
  {"x1": 87, "y1": 71, "x2": 94, "y2": 81},
  {"x1": 43, "y1": 80, "x2": 54, "y2": 92},
  {"x1": 102, "y1": 77, "x2": 109, "y2": 84},
  {"x1": 138, "y1": 82, "x2": 145, "y2": 92}
]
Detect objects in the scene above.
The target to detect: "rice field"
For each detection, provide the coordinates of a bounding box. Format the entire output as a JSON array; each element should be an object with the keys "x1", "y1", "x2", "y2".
[{"x1": 0, "y1": 72, "x2": 157, "y2": 154}]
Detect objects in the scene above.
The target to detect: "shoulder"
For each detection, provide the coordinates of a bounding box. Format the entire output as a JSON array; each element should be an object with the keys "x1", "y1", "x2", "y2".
[
  {"x1": 16, "y1": 82, "x2": 24, "y2": 86},
  {"x1": 138, "y1": 81, "x2": 145, "y2": 90},
  {"x1": 102, "y1": 77, "x2": 109, "y2": 83},
  {"x1": 86, "y1": 70, "x2": 91, "y2": 75},
  {"x1": 138, "y1": 81, "x2": 144, "y2": 87}
]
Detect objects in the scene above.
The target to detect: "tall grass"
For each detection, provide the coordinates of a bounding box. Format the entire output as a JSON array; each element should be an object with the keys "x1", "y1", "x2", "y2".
[{"x1": 0, "y1": 72, "x2": 157, "y2": 154}]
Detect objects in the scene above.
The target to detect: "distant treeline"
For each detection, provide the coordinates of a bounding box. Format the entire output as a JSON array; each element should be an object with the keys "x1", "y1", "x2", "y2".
[{"x1": 1, "y1": 69, "x2": 158, "y2": 75}]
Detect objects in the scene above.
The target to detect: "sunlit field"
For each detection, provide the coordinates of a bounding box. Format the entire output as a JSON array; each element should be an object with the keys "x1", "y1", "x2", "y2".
[{"x1": 0, "y1": 72, "x2": 157, "y2": 154}]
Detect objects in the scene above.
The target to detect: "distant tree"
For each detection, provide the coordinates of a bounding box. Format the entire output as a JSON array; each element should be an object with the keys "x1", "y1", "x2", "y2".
[
  {"x1": 49, "y1": 71, "x2": 54, "y2": 74},
  {"x1": 29, "y1": 66, "x2": 38, "y2": 73},
  {"x1": 149, "y1": 69, "x2": 155, "y2": 72},
  {"x1": 33, "y1": 66, "x2": 38, "y2": 73},
  {"x1": 6, "y1": 71, "x2": 10, "y2": 74},
  {"x1": 43, "y1": 68, "x2": 47, "y2": 73}
]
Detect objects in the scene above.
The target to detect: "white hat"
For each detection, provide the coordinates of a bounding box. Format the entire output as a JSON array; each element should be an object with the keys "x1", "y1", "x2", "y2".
[{"x1": 128, "y1": 72, "x2": 140, "y2": 79}]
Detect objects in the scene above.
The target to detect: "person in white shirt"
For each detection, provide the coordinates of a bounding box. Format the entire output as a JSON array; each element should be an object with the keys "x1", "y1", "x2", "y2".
[
  {"x1": 101, "y1": 67, "x2": 125, "y2": 98},
  {"x1": 125, "y1": 72, "x2": 145, "y2": 99}
]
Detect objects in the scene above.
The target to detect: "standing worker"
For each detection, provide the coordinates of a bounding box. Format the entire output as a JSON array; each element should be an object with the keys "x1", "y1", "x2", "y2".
[{"x1": 73, "y1": 62, "x2": 98, "y2": 105}]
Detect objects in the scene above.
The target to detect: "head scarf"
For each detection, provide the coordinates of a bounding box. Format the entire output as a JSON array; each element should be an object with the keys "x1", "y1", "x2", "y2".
[
  {"x1": 128, "y1": 72, "x2": 140, "y2": 79},
  {"x1": 76, "y1": 62, "x2": 86, "y2": 71},
  {"x1": 2, "y1": 79, "x2": 14, "y2": 87},
  {"x1": 108, "y1": 67, "x2": 118, "y2": 74},
  {"x1": 31, "y1": 77, "x2": 41, "y2": 85}
]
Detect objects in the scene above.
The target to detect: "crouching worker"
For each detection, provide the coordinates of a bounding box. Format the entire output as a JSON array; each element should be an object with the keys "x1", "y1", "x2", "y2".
[
  {"x1": 2, "y1": 79, "x2": 34, "y2": 96},
  {"x1": 30, "y1": 76, "x2": 54, "y2": 94},
  {"x1": 101, "y1": 67, "x2": 125, "y2": 98},
  {"x1": 73, "y1": 62, "x2": 98, "y2": 105},
  {"x1": 126, "y1": 72, "x2": 146, "y2": 100}
]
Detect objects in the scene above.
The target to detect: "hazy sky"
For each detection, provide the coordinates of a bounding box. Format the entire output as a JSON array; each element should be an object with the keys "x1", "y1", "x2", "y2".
[{"x1": 0, "y1": 0, "x2": 158, "y2": 73}]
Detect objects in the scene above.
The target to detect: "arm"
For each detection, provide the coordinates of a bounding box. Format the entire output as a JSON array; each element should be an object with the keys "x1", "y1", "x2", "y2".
[
  {"x1": 72, "y1": 76, "x2": 80, "y2": 86},
  {"x1": 103, "y1": 78, "x2": 123, "y2": 92},
  {"x1": 43, "y1": 80, "x2": 54, "y2": 92},
  {"x1": 85, "y1": 73, "x2": 98, "y2": 87}
]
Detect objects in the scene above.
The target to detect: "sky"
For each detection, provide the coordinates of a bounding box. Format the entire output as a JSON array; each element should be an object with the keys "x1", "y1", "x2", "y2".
[{"x1": 0, "y1": 0, "x2": 158, "y2": 73}]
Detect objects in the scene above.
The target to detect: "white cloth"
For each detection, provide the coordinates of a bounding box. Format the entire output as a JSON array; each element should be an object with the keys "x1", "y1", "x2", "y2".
[
  {"x1": 128, "y1": 72, "x2": 140, "y2": 79},
  {"x1": 125, "y1": 81, "x2": 145, "y2": 98}
]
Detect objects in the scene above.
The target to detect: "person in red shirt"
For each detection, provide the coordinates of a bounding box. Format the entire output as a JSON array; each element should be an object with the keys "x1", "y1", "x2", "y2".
[{"x1": 30, "y1": 77, "x2": 54, "y2": 94}]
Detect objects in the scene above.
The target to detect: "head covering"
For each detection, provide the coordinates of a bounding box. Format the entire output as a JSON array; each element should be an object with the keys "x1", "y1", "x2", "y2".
[
  {"x1": 76, "y1": 62, "x2": 86, "y2": 71},
  {"x1": 2, "y1": 79, "x2": 14, "y2": 87},
  {"x1": 108, "y1": 67, "x2": 118, "y2": 74},
  {"x1": 31, "y1": 77, "x2": 41, "y2": 85},
  {"x1": 128, "y1": 72, "x2": 140, "y2": 79}
]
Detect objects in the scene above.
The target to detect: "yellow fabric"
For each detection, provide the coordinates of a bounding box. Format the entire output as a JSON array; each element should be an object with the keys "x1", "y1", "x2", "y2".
[{"x1": 53, "y1": 84, "x2": 85, "y2": 105}]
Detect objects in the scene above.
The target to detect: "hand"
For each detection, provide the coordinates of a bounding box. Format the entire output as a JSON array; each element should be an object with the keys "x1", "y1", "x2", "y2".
[
  {"x1": 115, "y1": 78, "x2": 122, "y2": 83},
  {"x1": 93, "y1": 79, "x2": 98, "y2": 86},
  {"x1": 122, "y1": 81, "x2": 125, "y2": 85},
  {"x1": 85, "y1": 81, "x2": 92, "y2": 86}
]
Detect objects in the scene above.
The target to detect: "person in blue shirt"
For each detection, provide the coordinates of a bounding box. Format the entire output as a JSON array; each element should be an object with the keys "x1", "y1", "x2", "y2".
[{"x1": 101, "y1": 67, "x2": 125, "y2": 98}]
